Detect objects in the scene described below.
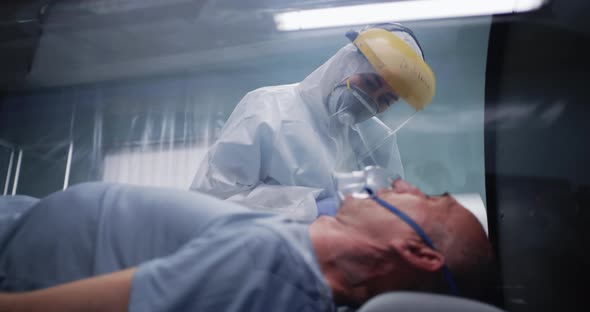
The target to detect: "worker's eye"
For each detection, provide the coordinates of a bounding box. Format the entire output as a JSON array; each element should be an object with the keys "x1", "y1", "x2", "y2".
[
  {"x1": 387, "y1": 93, "x2": 399, "y2": 103},
  {"x1": 362, "y1": 73, "x2": 384, "y2": 92},
  {"x1": 363, "y1": 77, "x2": 379, "y2": 92},
  {"x1": 377, "y1": 93, "x2": 398, "y2": 109}
]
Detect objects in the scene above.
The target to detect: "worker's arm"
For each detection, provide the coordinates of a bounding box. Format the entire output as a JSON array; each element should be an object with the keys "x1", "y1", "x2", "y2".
[{"x1": 0, "y1": 268, "x2": 136, "y2": 312}]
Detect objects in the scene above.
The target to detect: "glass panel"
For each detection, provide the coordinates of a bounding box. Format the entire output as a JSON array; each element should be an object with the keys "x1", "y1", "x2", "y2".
[
  {"x1": 9, "y1": 0, "x2": 588, "y2": 310},
  {"x1": 0, "y1": 145, "x2": 13, "y2": 195},
  {"x1": 0, "y1": 14, "x2": 491, "y2": 204},
  {"x1": 16, "y1": 144, "x2": 68, "y2": 197}
]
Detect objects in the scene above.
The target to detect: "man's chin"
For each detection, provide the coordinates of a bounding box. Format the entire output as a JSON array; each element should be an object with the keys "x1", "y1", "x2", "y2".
[{"x1": 313, "y1": 215, "x2": 337, "y2": 225}]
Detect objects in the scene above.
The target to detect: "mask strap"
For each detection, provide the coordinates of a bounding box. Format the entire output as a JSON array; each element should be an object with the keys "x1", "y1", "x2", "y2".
[
  {"x1": 346, "y1": 81, "x2": 379, "y2": 116},
  {"x1": 363, "y1": 187, "x2": 459, "y2": 295}
]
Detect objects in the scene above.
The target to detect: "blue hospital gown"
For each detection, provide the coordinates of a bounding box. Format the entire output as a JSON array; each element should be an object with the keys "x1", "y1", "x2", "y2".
[{"x1": 0, "y1": 183, "x2": 334, "y2": 311}]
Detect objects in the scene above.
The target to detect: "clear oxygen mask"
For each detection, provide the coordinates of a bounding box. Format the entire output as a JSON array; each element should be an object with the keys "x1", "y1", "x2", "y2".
[{"x1": 332, "y1": 166, "x2": 399, "y2": 205}]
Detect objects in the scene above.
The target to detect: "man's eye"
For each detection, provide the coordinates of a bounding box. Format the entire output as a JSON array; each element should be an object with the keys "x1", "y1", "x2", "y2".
[{"x1": 427, "y1": 192, "x2": 451, "y2": 200}]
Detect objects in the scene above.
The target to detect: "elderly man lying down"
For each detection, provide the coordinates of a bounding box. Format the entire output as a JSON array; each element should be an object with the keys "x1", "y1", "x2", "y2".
[{"x1": 0, "y1": 179, "x2": 492, "y2": 311}]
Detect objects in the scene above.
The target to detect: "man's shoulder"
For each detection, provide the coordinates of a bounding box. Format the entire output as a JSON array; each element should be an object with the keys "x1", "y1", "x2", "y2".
[
  {"x1": 227, "y1": 220, "x2": 308, "y2": 259},
  {"x1": 237, "y1": 221, "x2": 317, "y2": 272},
  {"x1": 228, "y1": 221, "x2": 324, "y2": 283},
  {"x1": 239, "y1": 221, "x2": 332, "y2": 305},
  {"x1": 233, "y1": 219, "x2": 297, "y2": 248}
]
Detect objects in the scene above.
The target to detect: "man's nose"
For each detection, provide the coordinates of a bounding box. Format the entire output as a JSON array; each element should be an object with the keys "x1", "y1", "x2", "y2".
[{"x1": 391, "y1": 179, "x2": 424, "y2": 196}]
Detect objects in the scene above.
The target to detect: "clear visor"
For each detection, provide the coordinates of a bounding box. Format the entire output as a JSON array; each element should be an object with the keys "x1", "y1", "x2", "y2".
[
  {"x1": 335, "y1": 114, "x2": 412, "y2": 176},
  {"x1": 343, "y1": 71, "x2": 397, "y2": 114},
  {"x1": 342, "y1": 71, "x2": 420, "y2": 132},
  {"x1": 352, "y1": 117, "x2": 396, "y2": 167},
  {"x1": 377, "y1": 96, "x2": 419, "y2": 133},
  {"x1": 330, "y1": 69, "x2": 421, "y2": 175}
]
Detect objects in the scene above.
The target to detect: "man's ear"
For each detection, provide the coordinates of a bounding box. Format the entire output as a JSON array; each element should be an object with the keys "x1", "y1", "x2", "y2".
[{"x1": 389, "y1": 238, "x2": 445, "y2": 272}]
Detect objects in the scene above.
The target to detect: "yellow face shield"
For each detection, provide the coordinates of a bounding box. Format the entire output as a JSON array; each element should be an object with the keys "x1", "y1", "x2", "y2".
[{"x1": 351, "y1": 28, "x2": 436, "y2": 111}]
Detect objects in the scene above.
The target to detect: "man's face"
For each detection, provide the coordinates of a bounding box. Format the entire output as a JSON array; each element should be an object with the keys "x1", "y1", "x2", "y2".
[
  {"x1": 347, "y1": 73, "x2": 399, "y2": 113},
  {"x1": 329, "y1": 179, "x2": 490, "y2": 303},
  {"x1": 336, "y1": 179, "x2": 481, "y2": 245}
]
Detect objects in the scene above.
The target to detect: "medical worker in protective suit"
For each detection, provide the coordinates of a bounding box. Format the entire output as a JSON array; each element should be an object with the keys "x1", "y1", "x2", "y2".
[{"x1": 191, "y1": 24, "x2": 436, "y2": 222}]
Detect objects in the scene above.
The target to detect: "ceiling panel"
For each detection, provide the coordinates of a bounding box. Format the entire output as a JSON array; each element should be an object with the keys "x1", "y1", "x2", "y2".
[{"x1": 1, "y1": 0, "x2": 476, "y2": 90}]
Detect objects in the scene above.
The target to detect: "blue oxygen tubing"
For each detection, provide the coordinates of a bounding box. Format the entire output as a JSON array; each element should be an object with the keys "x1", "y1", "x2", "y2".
[{"x1": 363, "y1": 187, "x2": 459, "y2": 295}]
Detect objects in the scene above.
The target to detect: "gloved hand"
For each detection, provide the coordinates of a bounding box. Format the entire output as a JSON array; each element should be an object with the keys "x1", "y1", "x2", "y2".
[{"x1": 315, "y1": 196, "x2": 339, "y2": 218}]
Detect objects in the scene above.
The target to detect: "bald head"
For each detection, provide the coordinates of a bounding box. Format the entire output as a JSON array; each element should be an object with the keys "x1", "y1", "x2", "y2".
[
  {"x1": 427, "y1": 193, "x2": 494, "y2": 298},
  {"x1": 333, "y1": 179, "x2": 493, "y2": 297}
]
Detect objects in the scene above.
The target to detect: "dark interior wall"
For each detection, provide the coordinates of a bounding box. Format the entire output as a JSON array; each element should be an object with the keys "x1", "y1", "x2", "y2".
[
  {"x1": 485, "y1": 1, "x2": 590, "y2": 311},
  {"x1": 0, "y1": 0, "x2": 50, "y2": 90}
]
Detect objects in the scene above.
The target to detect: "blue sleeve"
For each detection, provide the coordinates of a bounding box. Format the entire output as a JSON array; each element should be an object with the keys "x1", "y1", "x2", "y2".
[
  {"x1": 315, "y1": 197, "x2": 339, "y2": 217},
  {"x1": 129, "y1": 226, "x2": 331, "y2": 312},
  {"x1": 0, "y1": 195, "x2": 39, "y2": 238},
  {"x1": 0, "y1": 195, "x2": 39, "y2": 212},
  {"x1": 0, "y1": 183, "x2": 255, "y2": 291}
]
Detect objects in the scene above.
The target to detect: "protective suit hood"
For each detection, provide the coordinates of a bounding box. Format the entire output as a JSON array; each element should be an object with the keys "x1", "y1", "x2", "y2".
[
  {"x1": 192, "y1": 27, "x2": 424, "y2": 221},
  {"x1": 296, "y1": 43, "x2": 374, "y2": 123},
  {"x1": 296, "y1": 28, "x2": 425, "y2": 123}
]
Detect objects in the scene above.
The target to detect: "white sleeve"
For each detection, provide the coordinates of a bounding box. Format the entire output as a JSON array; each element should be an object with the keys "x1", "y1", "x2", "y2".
[
  {"x1": 190, "y1": 93, "x2": 322, "y2": 221},
  {"x1": 227, "y1": 184, "x2": 322, "y2": 222},
  {"x1": 190, "y1": 88, "x2": 278, "y2": 200},
  {"x1": 193, "y1": 125, "x2": 321, "y2": 221},
  {"x1": 190, "y1": 112, "x2": 274, "y2": 199},
  {"x1": 193, "y1": 130, "x2": 321, "y2": 221}
]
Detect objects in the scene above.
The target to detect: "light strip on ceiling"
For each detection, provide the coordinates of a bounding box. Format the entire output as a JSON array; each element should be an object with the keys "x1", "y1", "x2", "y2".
[{"x1": 274, "y1": 0, "x2": 546, "y2": 31}]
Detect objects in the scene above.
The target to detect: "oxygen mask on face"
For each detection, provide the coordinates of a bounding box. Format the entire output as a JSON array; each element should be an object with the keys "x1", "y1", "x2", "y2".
[{"x1": 332, "y1": 166, "x2": 399, "y2": 205}]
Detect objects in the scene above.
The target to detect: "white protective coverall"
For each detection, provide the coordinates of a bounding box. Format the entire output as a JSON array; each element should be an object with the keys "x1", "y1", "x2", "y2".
[{"x1": 191, "y1": 32, "x2": 422, "y2": 221}]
